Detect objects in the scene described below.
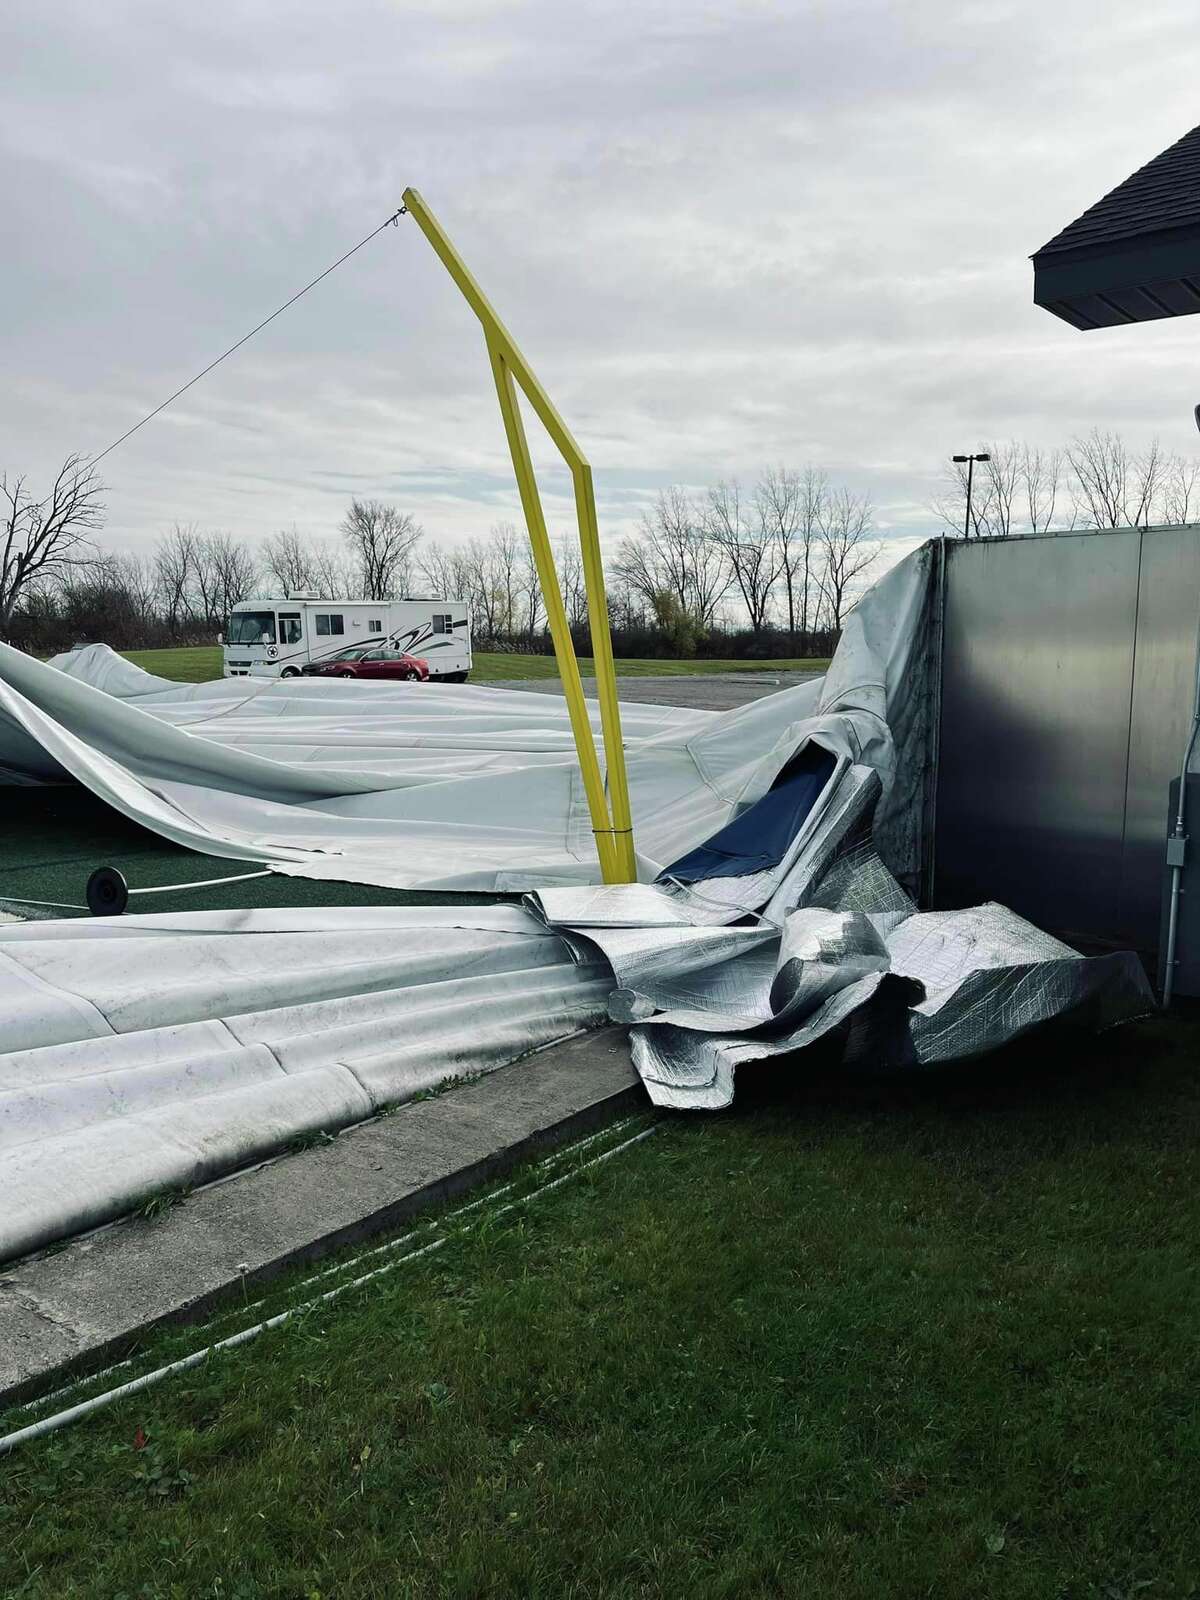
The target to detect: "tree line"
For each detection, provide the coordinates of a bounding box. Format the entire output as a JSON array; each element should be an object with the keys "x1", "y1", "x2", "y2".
[
  {"x1": 1, "y1": 457, "x2": 879, "y2": 659},
  {"x1": 935, "y1": 428, "x2": 1200, "y2": 538},
  {"x1": 7, "y1": 427, "x2": 1198, "y2": 657}
]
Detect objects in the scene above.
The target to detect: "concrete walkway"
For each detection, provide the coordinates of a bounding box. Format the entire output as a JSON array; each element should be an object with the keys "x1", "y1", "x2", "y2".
[{"x1": 0, "y1": 1029, "x2": 641, "y2": 1405}]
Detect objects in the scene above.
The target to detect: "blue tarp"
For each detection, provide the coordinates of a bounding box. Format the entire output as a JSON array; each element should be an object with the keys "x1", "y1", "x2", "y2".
[{"x1": 661, "y1": 743, "x2": 836, "y2": 884}]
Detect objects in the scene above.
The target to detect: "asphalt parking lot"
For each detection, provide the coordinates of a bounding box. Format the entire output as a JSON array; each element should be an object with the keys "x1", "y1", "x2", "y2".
[{"x1": 491, "y1": 668, "x2": 822, "y2": 711}]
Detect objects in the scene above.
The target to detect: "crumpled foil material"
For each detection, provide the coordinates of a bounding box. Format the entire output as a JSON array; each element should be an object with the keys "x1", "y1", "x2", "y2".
[{"x1": 526, "y1": 771, "x2": 1155, "y2": 1111}]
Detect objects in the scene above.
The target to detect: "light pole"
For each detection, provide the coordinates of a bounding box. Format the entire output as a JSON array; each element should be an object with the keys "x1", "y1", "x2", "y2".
[{"x1": 952, "y1": 452, "x2": 990, "y2": 539}]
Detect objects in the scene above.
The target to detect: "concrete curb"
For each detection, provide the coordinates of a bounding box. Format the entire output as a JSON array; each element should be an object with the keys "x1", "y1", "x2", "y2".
[{"x1": 0, "y1": 1027, "x2": 641, "y2": 1407}]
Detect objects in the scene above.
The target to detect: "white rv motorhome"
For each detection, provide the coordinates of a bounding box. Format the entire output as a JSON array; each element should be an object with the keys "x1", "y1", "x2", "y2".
[{"x1": 221, "y1": 597, "x2": 472, "y2": 680}]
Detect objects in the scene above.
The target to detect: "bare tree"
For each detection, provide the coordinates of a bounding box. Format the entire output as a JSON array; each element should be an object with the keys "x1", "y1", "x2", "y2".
[
  {"x1": 420, "y1": 541, "x2": 471, "y2": 603},
  {"x1": 612, "y1": 488, "x2": 692, "y2": 614},
  {"x1": 1067, "y1": 429, "x2": 1163, "y2": 528},
  {"x1": 456, "y1": 535, "x2": 503, "y2": 636},
  {"x1": 488, "y1": 522, "x2": 523, "y2": 633},
  {"x1": 1160, "y1": 453, "x2": 1200, "y2": 526},
  {"x1": 703, "y1": 479, "x2": 778, "y2": 631},
  {"x1": 192, "y1": 535, "x2": 224, "y2": 629},
  {"x1": 555, "y1": 535, "x2": 588, "y2": 628},
  {"x1": 197, "y1": 533, "x2": 257, "y2": 627},
  {"x1": 307, "y1": 539, "x2": 359, "y2": 599},
  {"x1": 518, "y1": 539, "x2": 545, "y2": 640},
  {"x1": 980, "y1": 445, "x2": 1020, "y2": 537},
  {"x1": 606, "y1": 575, "x2": 648, "y2": 632},
  {"x1": 108, "y1": 551, "x2": 157, "y2": 623},
  {"x1": 936, "y1": 440, "x2": 1075, "y2": 537},
  {"x1": 261, "y1": 528, "x2": 314, "y2": 596},
  {"x1": 612, "y1": 487, "x2": 727, "y2": 628},
  {"x1": 1128, "y1": 437, "x2": 1163, "y2": 528},
  {"x1": 934, "y1": 452, "x2": 998, "y2": 538},
  {"x1": 153, "y1": 523, "x2": 201, "y2": 632},
  {"x1": 0, "y1": 456, "x2": 106, "y2": 634},
  {"x1": 611, "y1": 533, "x2": 669, "y2": 615},
  {"x1": 56, "y1": 551, "x2": 160, "y2": 649},
  {"x1": 817, "y1": 489, "x2": 878, "y2": 630},
  {"x1": 341, "y1": 499, "x2": 423, "y2": 601},
  {"x1": 1021, "y1": 445, "x2": 1068, "y2": 533},
  {"x1": 756, "y1": 466, "x2": 822, "y2": 638},
  {"x1": 937, "y1": 445, "x2": 1021, "y2": 539},
  {"x1": 687, "y1": 530, "x2": 730, "y2": 631}
]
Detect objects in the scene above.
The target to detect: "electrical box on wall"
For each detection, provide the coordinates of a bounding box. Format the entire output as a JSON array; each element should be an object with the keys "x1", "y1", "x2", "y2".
[{"x1": 1160, "y1": 776, "x2": 1200, "y2": 997}]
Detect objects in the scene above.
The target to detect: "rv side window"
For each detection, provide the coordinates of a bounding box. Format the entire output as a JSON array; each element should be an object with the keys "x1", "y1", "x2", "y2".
[
  {"x1": 278, "y1": 614, "x2": 302, "y2": 645},
  {"x1": 432, "y1": 613, "x2": 452, "y2": 633},
  {"x1": 315, "y1": 614, "x2": 345, "y2": 637}
]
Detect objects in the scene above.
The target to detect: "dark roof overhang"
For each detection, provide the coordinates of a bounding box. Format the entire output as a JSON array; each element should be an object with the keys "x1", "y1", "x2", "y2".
[{"x1": 1032, "y1": 123, "x2": 1200, "y2": 330}]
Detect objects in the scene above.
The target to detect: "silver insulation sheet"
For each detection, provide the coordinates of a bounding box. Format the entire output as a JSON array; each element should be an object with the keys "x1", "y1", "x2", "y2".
[{"x1": 528, "y1": 824, "x2": 1155, "y2": 1111}]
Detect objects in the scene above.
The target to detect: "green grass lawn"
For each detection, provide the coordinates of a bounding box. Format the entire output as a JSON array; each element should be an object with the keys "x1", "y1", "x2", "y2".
[
  {"x1": 121, "y1": 645, "x2": 830, "y2": 684},
  {"x1": 3, "y1": 1014, "x2": 1199, "y2": 1598}
]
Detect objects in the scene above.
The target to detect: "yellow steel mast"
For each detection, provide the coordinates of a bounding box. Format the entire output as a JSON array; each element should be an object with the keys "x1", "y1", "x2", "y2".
[{"x1": 401, "y1": 187, "x2": 636, "y2": 884}]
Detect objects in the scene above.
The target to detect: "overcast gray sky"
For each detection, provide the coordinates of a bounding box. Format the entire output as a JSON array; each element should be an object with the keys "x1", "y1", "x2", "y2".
[{"x1": 5, "y1": 0, "x2": 1200, "y2": 572}]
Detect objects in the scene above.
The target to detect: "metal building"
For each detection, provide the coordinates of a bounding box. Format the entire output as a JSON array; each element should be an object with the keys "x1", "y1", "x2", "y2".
[
  {"x1": 989, "y1": 121, "x2": 1200, "y2": 998},
  {"x1": 929, "y1": 525, "x2": 1200, "y2": 993}
]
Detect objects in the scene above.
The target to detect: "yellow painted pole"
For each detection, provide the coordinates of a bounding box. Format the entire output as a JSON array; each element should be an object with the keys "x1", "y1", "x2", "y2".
[
  {"x1": 485, "y1": 335, "x2": 617, "y2": 882},
  {"x1": 571, "y1": 462, "x2": 637, "y2": 881},
  {"x1": 401, "y1": 185, "x2": 636, "y2": 881}
]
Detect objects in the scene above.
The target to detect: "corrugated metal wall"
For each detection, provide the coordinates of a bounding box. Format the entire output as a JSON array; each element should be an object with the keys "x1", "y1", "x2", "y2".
[{"x1": 933, "y1": 526, "x2": 1200, "y2": 962}]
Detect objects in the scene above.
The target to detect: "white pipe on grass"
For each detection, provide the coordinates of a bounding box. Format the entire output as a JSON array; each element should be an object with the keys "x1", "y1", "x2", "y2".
[
  {"x1": 0, "y1": 1124, "x2": 657, "y2": 1456},
  {"x1": 14, "y1": 1113, "x2": 640, "y2": 1417}
]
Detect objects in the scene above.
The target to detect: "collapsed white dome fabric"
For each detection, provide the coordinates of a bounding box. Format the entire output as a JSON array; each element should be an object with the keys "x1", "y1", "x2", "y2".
[
  {"x1": 0, "y1": 810, "x2": 1153, "y2": 1266},
  {"x1": 0, "y1": 551, "x2": 935, "y2": 891},
  {"x1": 0, "y1": 906, "x2": 611, "y2": 1263},
  {"x1": 0, "y1": 547, "x2": 1155, "y2": 1262}
]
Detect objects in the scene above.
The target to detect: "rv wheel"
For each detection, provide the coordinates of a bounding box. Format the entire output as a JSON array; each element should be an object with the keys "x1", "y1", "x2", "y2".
[{"x1": 280, "y1": 667, "x2": 300, "y2": 678}]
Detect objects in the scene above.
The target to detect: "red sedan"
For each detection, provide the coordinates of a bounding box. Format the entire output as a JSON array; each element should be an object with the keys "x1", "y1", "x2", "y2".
[{"x1": 300, "y1": 645, "x2": 430, "y2": 682}]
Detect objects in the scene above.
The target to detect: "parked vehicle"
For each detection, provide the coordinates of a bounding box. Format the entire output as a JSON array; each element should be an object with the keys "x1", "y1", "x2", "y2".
[
  {"x1": 220, "y1": 596, "x2": 471, "y2": 680},
  {"x1": 299, "y1": 645, "x2": 429, "y2": 682}
]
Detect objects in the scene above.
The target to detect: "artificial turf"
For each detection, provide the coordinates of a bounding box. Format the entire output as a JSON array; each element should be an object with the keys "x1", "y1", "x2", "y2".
[
  {"x1": 0, "y1": 787, "x2": 496, "y2": 918},
  {"x1": 2, "y1": 1012, "x2": 1199, "y2": 1598}
]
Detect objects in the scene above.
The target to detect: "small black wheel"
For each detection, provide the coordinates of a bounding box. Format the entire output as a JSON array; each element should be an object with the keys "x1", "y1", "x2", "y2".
[{"x1": 87, "y1": 866, "x2": 129, "y2": 917}]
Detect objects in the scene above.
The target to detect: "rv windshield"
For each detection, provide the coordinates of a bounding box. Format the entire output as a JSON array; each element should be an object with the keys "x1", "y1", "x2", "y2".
[{"x1": 226, "y1": 611, "x2": 276, "y2": 646}]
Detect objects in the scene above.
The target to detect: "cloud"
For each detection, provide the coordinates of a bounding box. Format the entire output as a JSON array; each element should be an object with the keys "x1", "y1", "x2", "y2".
[{"x1": 3, "y1": 0, "x2": 1200, "y2": 562}]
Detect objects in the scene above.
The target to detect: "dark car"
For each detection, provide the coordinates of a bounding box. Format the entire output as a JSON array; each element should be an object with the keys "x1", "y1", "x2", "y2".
[{"x1": 300, "y1": 645, "x2": 430, "y2": 682}]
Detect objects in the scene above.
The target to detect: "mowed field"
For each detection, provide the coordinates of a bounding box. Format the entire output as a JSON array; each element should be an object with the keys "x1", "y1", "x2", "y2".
[
  {"x1": 122, "y1": 645, "x2": 831, "y2": 684},
  {"x1": 3, "y1": 1013, "x2": 1200, "y2": 1598}
]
